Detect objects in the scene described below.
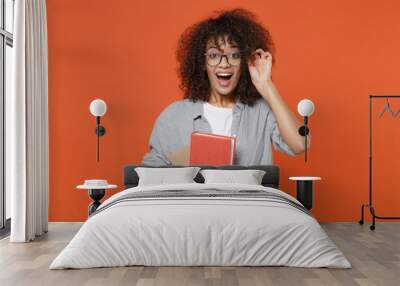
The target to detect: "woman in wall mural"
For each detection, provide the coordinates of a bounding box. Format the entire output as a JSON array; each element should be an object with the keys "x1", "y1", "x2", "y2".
[{"x1": 142, "y1": 8, "x2": 309, "y2": 166}]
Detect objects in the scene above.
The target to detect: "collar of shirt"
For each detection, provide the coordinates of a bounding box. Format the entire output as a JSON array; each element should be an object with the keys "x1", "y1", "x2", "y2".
[
  {"x1": 190, "y1": 100, "x2": 244, "y2": 136},
  {"x1": 190, "y1": 100, "x2": 244, "y2": 120}
]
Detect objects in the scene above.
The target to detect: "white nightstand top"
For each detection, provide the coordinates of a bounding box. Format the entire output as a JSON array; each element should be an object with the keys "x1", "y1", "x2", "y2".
[
  {"x1": 76, "y1": 179, "x2": 117, "y2": 190},
  {"x1": 289, "y1": 176, "x2": 321, "y2": 181},
  {"x1": 76, "y1": 185, "x2": 118, "y2": 190},
  {"x1": 76, "y1": 185, "x2": 117, "y2": 190},
  {"x1": 77, "y1": 179, "x2": 117, "y2": 190}
]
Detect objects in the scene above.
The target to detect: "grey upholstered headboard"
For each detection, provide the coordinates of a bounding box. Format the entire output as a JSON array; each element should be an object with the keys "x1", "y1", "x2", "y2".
[{"x1": 123, "y1": 165, "x2": 280, "y2": 189}]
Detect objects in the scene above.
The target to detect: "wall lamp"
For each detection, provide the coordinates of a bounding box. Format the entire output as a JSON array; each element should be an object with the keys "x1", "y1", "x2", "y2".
[
  {"x1": 297, "y1": 99, "x2": 315, "y2": 163},
  {"x1": 89, "y1": 99, "x2": 107, "y2": 162}
]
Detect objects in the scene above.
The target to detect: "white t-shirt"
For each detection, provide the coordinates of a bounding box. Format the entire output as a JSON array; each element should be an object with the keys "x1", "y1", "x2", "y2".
[{"x1": 203, "y1": 102, "x2": 233, "y2": 136}]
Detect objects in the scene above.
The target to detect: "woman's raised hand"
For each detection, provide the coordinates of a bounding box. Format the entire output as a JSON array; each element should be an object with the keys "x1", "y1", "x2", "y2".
[{"x1": 248, "y1": 49, "x2": 273, "y2": 94}]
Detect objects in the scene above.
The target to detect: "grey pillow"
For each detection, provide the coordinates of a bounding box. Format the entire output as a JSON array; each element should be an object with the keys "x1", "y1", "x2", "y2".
[
  {"x1": 200, "y1": 169, "x2": 266, "y2": 185},
  {"x1": 135, "y1": 167, "x2": 201, "y2": 186}
]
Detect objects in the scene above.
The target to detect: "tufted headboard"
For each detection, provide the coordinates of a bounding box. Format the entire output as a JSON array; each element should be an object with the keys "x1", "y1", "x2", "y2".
[{"x1": 123, "y1": 165, "x2": 280, "y2": 189}]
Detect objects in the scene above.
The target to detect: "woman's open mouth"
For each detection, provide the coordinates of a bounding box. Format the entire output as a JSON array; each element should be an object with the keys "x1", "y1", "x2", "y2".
[{"x1": 216, "y1": 72, "x2": 233, "y2": 87}]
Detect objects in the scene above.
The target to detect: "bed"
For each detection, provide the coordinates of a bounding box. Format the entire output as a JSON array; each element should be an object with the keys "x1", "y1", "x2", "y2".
[{"x1": 50, "y1": 165, "x2": 351, "y2": 269}]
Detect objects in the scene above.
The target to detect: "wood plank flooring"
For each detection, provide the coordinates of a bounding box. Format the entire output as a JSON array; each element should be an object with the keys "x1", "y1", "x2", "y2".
[{"x1": 0, "y1": 222, "x2": 399, "y2": 286}]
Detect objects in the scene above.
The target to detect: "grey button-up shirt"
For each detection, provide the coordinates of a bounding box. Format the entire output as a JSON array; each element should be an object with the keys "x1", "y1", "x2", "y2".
[{"x1": 142, "y1": 98, "x2": 296, "y2": 166}]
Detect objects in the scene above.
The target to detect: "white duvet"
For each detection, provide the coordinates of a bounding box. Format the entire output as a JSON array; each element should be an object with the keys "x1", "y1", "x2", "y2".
[{"x1": 50, "y1": 183, "x2": 351, "y2": 269}]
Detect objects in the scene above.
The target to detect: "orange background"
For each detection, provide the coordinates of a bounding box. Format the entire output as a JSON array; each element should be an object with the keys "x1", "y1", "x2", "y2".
[{"x1": 47, "y1": 0, "x2": 400, "y2": 222}]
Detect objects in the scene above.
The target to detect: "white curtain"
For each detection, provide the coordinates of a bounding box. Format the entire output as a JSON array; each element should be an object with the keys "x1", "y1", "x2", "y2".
[{"x1": 8, "y1": 0, "x2": 49, "y2": 242}]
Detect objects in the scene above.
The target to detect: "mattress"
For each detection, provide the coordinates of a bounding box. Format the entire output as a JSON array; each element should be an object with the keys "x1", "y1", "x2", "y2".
[{"x1": 50, "y1": 183, "x2": 351, "y2": 269}]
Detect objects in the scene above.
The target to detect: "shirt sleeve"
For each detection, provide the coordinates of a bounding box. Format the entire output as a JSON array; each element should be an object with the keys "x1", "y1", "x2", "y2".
[
  {"x1": 141, "y1": 116, "x2": 172, "y2": 166},
  {"x1": 267, "y1": 109, "x2": 297, "y2": 156}
]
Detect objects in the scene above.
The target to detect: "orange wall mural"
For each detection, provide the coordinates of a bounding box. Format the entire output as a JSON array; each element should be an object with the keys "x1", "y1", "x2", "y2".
[{"x1": 47, "y1": 0, "x2": 400, "y2": 222}]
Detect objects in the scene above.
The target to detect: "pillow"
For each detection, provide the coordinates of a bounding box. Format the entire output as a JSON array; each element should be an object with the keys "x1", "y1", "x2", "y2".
[
  {"x1": 135, "y1": 167, "x2": 201, "y2": 186},
  {"x1": 200, "y1": 169, "x2": 266, "y2": 185}
]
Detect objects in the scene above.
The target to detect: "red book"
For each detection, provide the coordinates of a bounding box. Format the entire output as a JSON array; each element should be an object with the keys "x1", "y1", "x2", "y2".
[{"x1": 189, "y1": 132, "x2": 236, "y2": 165}]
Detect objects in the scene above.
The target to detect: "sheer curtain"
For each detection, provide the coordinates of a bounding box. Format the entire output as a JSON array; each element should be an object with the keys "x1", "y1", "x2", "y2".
[{"x1": 8, "y1": 0, "x2": 48, "y2": 242}]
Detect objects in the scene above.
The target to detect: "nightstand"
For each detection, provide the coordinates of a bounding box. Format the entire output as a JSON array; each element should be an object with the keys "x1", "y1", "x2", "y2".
[
  {"x1": 289, "y1": 177, "x2": 321, "y2": 210},
  {"x1": 77, "y1": 180, "x2": 117, "y2": 216}
]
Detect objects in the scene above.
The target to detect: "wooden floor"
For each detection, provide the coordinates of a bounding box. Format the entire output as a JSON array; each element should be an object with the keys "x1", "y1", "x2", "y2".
[{"x1": 0, "y1": 222, "x2": 399, "y2": 286}]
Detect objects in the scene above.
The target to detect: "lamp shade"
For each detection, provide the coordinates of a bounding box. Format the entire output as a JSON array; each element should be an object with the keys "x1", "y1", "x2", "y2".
[
  {"x1": 297, "y1": 99, "x2": 315, "y2": 117},
  {"x1": 90, "y1": 99, "x2": 107, "y2": 117}
]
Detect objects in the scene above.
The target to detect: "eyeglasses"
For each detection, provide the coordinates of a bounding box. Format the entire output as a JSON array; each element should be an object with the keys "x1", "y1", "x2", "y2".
[{"x1": 204, "y1": 52, "x2": 241, "y2": 67}]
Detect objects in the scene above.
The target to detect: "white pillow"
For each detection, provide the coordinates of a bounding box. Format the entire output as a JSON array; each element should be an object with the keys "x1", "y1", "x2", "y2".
[
  {"x1": 135, "y1": 167, "x2": 201, "y2": 186},
  {"x1": 200, "y1": 169, "x2": 266, "y2": 185}
]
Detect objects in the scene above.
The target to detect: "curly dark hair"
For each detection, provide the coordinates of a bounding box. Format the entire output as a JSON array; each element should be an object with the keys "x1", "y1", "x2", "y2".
[{"x1": 176, "y1": 8, "x2": 274, "y2": 106}]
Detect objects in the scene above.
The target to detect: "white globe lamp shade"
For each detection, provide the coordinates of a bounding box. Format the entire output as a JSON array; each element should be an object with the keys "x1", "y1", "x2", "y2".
[
  {"x1": 90, "y1": 99, "x2": 107, "y2": 117},
  {"x1": 297, "y1": 99, "x2": 315, "y2": 117}
]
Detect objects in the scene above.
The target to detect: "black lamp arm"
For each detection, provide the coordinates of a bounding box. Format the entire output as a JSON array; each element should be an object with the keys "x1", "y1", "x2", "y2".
[
  {"x1": 95, "y1": 116, "x2": 106, "y2": 136},
  {"x1": 298, "y1": 116, "x2": 309, "y2": 137},
  {"x1": 94, "y1": 116, "x2": 106, "y2": 162},
  {"x1": 298, "y1": 116, "x2": 309, "y2": 162}
]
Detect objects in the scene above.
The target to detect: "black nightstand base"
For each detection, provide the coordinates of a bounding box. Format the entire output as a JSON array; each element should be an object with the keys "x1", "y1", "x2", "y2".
[
  {"x1": 88, "y1": 189, "x2": 105, "y2": 216},
  {"x1": 296, "y1": 181, "x2": 313, "y2": 210}
]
